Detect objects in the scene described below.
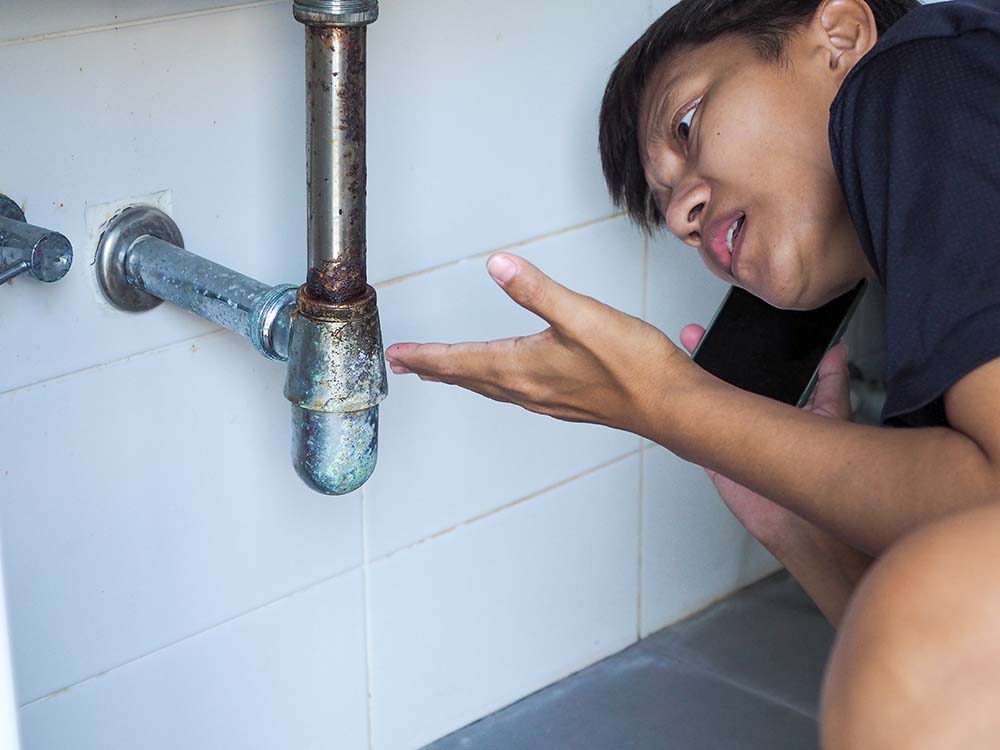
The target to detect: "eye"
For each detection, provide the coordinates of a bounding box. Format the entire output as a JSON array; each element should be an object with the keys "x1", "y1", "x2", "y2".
[{"x1": 674, "y1": 97, "x2": 702, "y2": 143}]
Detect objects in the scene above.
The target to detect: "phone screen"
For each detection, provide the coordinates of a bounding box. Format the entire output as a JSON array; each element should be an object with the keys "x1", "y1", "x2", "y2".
[{"x1": 691, "y1": 280, "x2": 868, "y2": 407}]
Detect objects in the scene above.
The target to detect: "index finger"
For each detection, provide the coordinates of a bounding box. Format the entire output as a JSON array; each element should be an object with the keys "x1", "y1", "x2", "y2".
[{"x1": 386, "y1": 341, "x2": 500, "y2": 384}]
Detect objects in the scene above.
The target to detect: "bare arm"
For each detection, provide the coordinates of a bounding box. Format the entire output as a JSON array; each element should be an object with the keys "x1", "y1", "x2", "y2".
[{"x1": 388, "y1": 253, "x2": 1000, "y2": 563}]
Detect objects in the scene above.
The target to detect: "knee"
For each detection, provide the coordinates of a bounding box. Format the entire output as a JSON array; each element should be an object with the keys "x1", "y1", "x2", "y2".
[{"x1": 820, "y1": 503, "x2": 1000, "y2": 750}]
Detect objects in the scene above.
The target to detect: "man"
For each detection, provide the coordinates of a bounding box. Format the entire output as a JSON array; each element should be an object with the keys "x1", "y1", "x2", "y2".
[{"x1": 387, "y1": 0, "x2": 1000, "y2": 745}]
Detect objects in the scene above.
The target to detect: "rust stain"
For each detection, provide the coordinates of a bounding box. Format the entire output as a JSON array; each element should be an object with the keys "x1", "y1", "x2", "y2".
[
  {"x1": 305, "y1": 256, "x2": 368, "y2": 305},
  {"x1": 297, "y1": 284, "x2": 377, "y2": 322}
]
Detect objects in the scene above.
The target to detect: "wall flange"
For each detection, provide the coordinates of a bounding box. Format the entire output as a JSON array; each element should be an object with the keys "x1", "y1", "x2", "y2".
[{"x1": 96, "y1": 206, "x2": 183, "y2": 312}]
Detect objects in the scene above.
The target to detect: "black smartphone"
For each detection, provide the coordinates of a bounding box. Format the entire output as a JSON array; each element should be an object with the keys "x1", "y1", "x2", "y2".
[{"x1": 691, "y1": 279, "x2": 868, "y2": 408}]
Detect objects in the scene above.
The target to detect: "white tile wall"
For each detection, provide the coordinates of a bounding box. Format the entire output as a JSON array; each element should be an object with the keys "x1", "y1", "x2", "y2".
[
  {"x1": 0, "y1": 331, "x2": 363, "y2": 703},
  {"x1": 17, "y1": 571, "x2": 369, "y2": 750},
  {"x1": 0, "y1": 2, "x2": 777, "y2": 749},
  {"x1": 367, "y1": 456, "x2": 641, "y2": 750},
  {"x1": 641, "y1": 448, "x2": 779, "y2": 635},
  {"x1": 0, "y1": 0, "x2": 269, "y2": 42}
]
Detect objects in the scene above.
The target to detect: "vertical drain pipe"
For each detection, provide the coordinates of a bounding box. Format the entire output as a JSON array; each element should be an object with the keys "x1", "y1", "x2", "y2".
[{"x1": 286, "y1": 0, "x2": 388, "y2": 494}]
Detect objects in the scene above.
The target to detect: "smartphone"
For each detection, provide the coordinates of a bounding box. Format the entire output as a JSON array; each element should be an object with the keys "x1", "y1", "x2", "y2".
[{"x1": 691, "y1": 279, "x2": 868, "y2": 408}]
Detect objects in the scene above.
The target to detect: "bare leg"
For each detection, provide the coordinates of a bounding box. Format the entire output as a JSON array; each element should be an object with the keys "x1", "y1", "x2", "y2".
[{"x1": 821, "y1": 502, "x2": 1000, "y2": 749}]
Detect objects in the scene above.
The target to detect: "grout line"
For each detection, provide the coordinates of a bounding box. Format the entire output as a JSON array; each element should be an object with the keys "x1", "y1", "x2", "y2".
[
  {"x1": 637, "y1": 446, "x2": 646, "y2": 640},
  {"x1": 648, "y1": 644, "x2": 819, "y2": 722},
  {"x1": 637, "y1": 233, "x2": 649, "y2": 640},
  {"x1": 19, "y1": 561, "x2": 364, "y2": 710},
  {"x1": 0, "y1": 1, "x2": 284, "y2": 48},
  {"x1": 372, "y1": 449, "x2": 642, "y2": 564},
  {"x1": 360, "y1": 489, "x2": 376, "y2": 750},
  {"x1": 0, "y1": 328, "x2": 230, "y2": 399},
  {"x1": 373, "y1": 213, "x2": 624, "y2": 291}
]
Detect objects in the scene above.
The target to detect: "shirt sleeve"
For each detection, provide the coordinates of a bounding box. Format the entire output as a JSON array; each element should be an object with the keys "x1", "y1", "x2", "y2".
[{"x1": 829, "y1": 31, "x2": 1000, "y2": 428}]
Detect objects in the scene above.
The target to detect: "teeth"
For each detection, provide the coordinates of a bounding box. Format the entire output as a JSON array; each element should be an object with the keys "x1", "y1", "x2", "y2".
[{"x1": 725, "y1": 216, "x2": 744, "y2": 253}]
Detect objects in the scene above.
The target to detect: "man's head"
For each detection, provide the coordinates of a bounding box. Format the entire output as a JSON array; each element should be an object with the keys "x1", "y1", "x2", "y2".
[{"x1": 600, "y1": 0, "x2": 919, "y2": 309}]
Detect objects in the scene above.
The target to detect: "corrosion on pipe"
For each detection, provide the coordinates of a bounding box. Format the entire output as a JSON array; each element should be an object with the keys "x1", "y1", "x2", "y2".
[{"x1": 305, "y1": 25, "x2": 368, "y2": 304}]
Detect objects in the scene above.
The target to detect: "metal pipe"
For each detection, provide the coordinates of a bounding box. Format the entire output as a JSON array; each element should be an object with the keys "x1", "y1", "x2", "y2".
[
  {"x1": 91, "y1": 0, "x2": 387, "y2": 497},
  {"x1": 290, "y1": 0, "x2": 387, "y2": 496},
  {"x1": 304, "y1": 24, "x2": 368, "y2": 303},
  {"x1": 0, "y1": 194, "x2": 73, "y2": 286},
  {"x1": 96, "y1": 207, "x2": 297, "y2": 363},
  {"x1": 125, "y1": 238, "x2": 297, "y2": 359}
]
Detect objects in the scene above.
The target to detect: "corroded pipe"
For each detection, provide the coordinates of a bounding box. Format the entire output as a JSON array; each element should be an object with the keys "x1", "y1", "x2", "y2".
[
  {"x1": 290, "y1": 0, "x2": 387, "y2": 495},
  {"x1": 304, "y1": 25, "x2": 368, "y2": 303},
  {"x1": 92, "y1": 0, "x2": 387, "y2": 497},
  {"x1": 95, "y1": 207, "x2": 297, "y2": 362}
]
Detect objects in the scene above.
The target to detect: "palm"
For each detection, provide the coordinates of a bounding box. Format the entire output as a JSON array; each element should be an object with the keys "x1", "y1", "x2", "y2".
[{"x1": 679, "y1": 324, "x2": 853, "y2": 545}]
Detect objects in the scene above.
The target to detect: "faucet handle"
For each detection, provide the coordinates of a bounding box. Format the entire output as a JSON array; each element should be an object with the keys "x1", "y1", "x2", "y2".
[{"x1": 0, "y1": 194, "x2": 73, "y2": 287}]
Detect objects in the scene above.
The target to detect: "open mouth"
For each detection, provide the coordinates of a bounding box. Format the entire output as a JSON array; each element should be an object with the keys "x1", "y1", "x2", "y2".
[{"x1": 725, "y1": 214, "x2": 746, "y2": 254}]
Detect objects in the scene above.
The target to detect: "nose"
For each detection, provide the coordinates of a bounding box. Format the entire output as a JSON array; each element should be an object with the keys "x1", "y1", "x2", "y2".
[{"x1": 665, "y1": 185, "x2": 708, "y2": 248}]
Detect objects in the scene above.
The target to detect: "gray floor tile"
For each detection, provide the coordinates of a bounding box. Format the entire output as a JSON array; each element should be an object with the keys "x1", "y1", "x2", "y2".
[
  {"x1": 424, "y1": 572, "x2": 832, "y2": 750},
  {"x1": 638, "y1": 573, "x2": 835, "y2": 717},
  {"x1": 425, "y1": 634, "x2": 818, "y2": 749}
]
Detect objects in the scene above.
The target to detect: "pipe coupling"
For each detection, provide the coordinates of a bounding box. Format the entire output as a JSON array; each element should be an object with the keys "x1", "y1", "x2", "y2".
[
  {"x1": 249, "y1": 284, "x2": 298, "y2": 362},
  {"x1": 285, "y1": 285, "x2": 387, "y2": 413},
  {"x1": 284, "y1": 286, "x2": 388, "y2": 495},
  {"x1": 293, "y1": 0, "x2": 378, "y2": 26}
]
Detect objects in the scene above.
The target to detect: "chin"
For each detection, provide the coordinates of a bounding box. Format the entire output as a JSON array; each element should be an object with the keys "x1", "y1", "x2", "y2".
[{"x1": 758, "y1": 278, "x2": 856, "y2": 311}]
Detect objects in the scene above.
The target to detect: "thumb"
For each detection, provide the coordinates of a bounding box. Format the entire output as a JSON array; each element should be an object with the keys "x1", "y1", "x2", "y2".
[
  {"x1": 486, "y1": 253, "x2": 583, "y2": 327},
  {"x1": 680, "y1": 324, "x2": 705, "y2": 354},
  {"x1": 810, "y1": 342, "x2": 852, "y2": 420}
]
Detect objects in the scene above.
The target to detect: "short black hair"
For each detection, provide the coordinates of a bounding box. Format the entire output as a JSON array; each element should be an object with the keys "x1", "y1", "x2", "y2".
[{"x1": 599, "y1": 0, "x2": 920, "y2": 233}]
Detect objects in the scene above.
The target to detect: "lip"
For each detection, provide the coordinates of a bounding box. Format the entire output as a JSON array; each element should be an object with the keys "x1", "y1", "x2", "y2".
[{"x1": 704, "y1": 211, "x2": 745, "y2": 274}]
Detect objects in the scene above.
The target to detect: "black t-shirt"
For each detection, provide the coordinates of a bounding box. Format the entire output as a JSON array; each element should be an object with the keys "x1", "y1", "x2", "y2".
[{"x1": 829, "y1": 0, "x2": 1000, "y2": 428}]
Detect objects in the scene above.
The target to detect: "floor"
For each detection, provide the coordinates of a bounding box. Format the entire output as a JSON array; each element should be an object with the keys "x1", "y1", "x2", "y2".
[{"x1": 424, "y1": 572, "x2": 836, "y2": 750}]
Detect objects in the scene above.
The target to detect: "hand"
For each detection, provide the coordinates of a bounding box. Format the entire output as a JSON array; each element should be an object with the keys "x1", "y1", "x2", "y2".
[
  {"x1": 386, "y1": 253, "x2": 695, "y2": 436},
  {"x1": 678, "y1": 323, "x2": 854, "y2": 548}
]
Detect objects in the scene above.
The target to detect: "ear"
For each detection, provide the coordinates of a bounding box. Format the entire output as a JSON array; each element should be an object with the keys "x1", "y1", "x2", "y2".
[{"x1": 814, "y1": 0, "x2": 878, "y2": 77}]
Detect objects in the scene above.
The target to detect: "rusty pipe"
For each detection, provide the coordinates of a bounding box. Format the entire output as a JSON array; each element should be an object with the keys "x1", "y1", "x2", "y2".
[
  {"x1": 296, "y1": 0, "x2": 377, "y2": 303},
  {"x1": 289, "y1": 0, "x2": 387, "y2": 495},
  {"x1": 92, "y1": 1, "x2": 387, "y2": 497}
]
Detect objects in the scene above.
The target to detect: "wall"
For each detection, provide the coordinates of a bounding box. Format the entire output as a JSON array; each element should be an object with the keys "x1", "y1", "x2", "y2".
[{"x1": 0, "y1": 2, "x2": 780, "y2": 748}]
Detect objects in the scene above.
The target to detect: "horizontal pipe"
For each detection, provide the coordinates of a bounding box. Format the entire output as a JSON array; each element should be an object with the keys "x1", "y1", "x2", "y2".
[
  {"x1": 0, "y1": 215, "x2": 72, "y2": 284},
  {"x1": 124, "y1": 237, "x2": 295, "y2": 360}
]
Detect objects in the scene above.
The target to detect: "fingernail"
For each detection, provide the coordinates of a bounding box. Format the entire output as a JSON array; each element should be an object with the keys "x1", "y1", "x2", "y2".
[{"x1": 487, "y1": 255, "x2": 517, "y2": 284}]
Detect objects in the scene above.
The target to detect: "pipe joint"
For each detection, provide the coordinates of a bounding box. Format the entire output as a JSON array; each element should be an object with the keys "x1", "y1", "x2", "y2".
[
  {"x1": 250, "y1": 284, "x2": 299, "y2": 362},
  {"x1": 293, "y1": 0, "x2": 378, "y2": 26},
  {"x1": 284, "y1": 286, "x2": 388, "y2": 495}
]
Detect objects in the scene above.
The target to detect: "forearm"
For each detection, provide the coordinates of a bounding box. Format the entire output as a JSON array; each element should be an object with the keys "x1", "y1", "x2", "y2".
[
  {"x1": 647, "y1": 367, "x2": 1000, "y2": 555},
  {"x1": 773, "y1": 518, "x2": 874, "y2": 626}
]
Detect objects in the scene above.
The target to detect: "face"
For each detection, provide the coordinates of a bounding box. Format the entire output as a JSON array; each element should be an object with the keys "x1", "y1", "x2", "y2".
[{"x1": 638, "y1": 10, "x2": 879, "y2": 310}]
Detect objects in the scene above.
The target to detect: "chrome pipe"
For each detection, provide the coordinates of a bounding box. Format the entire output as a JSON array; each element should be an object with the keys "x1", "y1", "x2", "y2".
[
  {"x1": 125, "y1": 238, "x2": 297, "y2": 361},
  {"x1": 0, "y1": 194, "x2": 72, "y2": 286},
  {"x1": 96, "y1": 207, "x2": 297, "y2": 363}
]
